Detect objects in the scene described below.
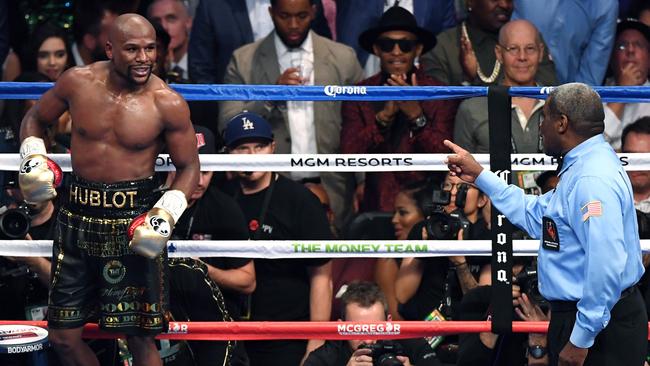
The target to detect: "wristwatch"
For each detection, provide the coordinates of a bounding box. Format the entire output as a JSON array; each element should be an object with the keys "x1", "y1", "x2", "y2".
[
  {"x1": 410, "y1": 114, "x2": 427, "y2": 130},
  {"x1": 527, "y1": 344, "x2": 547, "y2": 359}
]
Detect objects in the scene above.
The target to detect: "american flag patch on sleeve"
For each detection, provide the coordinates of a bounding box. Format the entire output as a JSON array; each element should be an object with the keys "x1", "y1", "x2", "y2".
[{"x1": 581, "y1": 201, "x2": 602, "y2": 221}]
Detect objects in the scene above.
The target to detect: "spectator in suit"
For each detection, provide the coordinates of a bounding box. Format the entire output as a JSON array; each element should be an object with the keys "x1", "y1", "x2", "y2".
[
  {"x1": 188, "y1": 0, "x2": 332, "y2": 84},
  {"x1": 147, "y1": 0, "x2": 193, "y2": 82},
  {"x1": 219, "y1": 0, "x2": 363, "y2": 230},
  {"x1": 420, "y1": 0, "x2": 557, "y2": 86},
  {"x1": 336, "y1": 0, "x2": 456, "y2": 77},
  {"x1": 340, "y1": 6, "x2": 457, "y2": 213}
]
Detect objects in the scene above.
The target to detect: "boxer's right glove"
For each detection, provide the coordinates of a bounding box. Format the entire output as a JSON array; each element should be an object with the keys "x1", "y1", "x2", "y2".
[
  {"x1": 18, "y1": 137, "x2": 63, "y2": 204},
  {"x1": 128, "y1": 190, "x2": 187, "y2": 259}
]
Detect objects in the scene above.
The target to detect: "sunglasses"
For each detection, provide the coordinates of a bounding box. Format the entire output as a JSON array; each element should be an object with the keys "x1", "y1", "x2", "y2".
[{"x1": 375, "y1": 38, "x2": 418, "y2": 53}]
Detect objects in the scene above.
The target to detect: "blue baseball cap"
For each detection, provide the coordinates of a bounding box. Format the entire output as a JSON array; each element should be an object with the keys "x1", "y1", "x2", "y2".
[{"x1": 223, "y1": 111, "x2": 274, "y2": 148}]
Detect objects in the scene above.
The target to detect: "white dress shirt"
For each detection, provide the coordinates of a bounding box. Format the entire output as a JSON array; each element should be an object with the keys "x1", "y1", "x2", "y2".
[
  {"x1": 246, "y1": 0, "x2": 275, "y2": 41},
  {"x1": 274, "y1": 31, "x2": 317, "y2": 180}
]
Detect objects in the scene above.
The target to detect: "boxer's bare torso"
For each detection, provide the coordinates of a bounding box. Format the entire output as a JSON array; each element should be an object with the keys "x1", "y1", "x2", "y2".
[
  {"x1": 57, "y1": 62, "x2": 185, "y2": 182},
  {"x1": 20, "y1": 14, "x2": 198, "y2": 194}
]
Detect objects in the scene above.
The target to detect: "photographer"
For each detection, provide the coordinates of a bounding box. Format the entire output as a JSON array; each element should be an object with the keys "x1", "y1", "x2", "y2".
[
  {"x1": 0, "y1": 180, "x2": 54, "y2": 321},
  {"x1": 395, "y1": 173, "x2": 491, "y2": 322},
  {"x1": 0, "y1": 180, "x2": 58, "y2": 366},
  {"x1": 304, "y1": 281, "x2": 440, "y2": 366},
  {"x1": 456, "y1": 261, "x2": 550, "y2": 366}
]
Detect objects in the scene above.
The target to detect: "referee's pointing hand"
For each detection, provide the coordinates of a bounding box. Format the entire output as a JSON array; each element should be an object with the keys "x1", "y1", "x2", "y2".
[{"x1": 443, "y1": 140, "x2": 484, "y2": 183}]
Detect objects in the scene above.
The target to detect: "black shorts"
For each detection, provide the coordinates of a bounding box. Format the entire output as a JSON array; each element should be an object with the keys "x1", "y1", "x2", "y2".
[{"x1": 48, "y1": 174, "x2": 169, "y2": 336}]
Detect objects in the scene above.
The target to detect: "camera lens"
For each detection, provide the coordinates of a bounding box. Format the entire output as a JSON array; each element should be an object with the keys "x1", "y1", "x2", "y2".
[
  {"x1": 0, "y1": 208, "x2": 30, "y2": 239},
  {"x1": 426, "y1": 212, "x2": 458, "y2": 240},
  {"x1": 376, "y1": 354, "x2": 403, "y2": 366}
]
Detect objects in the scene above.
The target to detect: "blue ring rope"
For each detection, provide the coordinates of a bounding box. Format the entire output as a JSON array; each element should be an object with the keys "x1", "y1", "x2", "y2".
[{"x1": 1, "y1": 82, "x2": 649, "y2": 102}]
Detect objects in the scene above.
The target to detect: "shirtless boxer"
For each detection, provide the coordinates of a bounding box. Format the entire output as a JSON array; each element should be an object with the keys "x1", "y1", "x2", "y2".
[{"x1": 18, "y1": 14, "x2": 199, "y2": 366}]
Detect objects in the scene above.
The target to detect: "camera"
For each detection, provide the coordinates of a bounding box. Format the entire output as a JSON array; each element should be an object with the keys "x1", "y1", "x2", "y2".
[
  {"x1": 514, "y1": 264, "x2": 549, "y2": 312},
  {"x1": 423, "y1": 188, "x2": 471, "y2": 240},
  {"x1": 359, "y1": 340, "x2": 405, "y2": 366},
  {"x1": 0, "y1": 203, "x2": 31, "y2": 239}
]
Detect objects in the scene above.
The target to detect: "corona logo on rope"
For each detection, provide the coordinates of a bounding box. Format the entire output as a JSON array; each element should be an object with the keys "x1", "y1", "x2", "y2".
[
  {"x1": 337, "y1": 322, "x2": 401, "y2": 336},
  {"x1": 540, "y1": 86, "x2": 555, "y2": 95},
  {"x1": 324, "y1": 85, "x2": 367, "y2": 97}
]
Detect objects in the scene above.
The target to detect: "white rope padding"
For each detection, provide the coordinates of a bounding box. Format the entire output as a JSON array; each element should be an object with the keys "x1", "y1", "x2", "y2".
[
  {"x1": 3, "y1": 239, "x2": 650, "y2": 258},
  {"x1": 1, "y1": 153, "x2": 649, "y2": 172}
]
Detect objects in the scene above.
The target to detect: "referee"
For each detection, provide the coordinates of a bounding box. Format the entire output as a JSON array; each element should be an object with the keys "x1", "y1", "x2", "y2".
[{"x1": 444, "y1": 83, "x2": 647, "y2": 366}]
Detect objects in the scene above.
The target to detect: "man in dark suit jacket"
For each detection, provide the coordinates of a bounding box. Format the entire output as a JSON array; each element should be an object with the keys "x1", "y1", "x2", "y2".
[
  {"x1": 336, "y1": 0, "x2": 456, "y2": 67},
  {"x1": 188, "y1": 0, "x2": 331, "y2": 84}
]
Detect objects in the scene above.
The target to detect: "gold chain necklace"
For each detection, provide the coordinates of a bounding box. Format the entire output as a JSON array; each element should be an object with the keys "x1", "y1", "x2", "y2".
[{"x1": 461, "y1": 21, "x2": 501, "y2": 83}]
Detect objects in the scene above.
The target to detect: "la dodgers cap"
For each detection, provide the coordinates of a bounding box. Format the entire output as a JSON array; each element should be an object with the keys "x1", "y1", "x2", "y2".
[{"x1": 223, "y1": 111, "x2": 274, "y2": 148}]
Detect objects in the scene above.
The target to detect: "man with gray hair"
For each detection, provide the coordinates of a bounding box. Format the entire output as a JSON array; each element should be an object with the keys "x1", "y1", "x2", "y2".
[
  {"x1": 147, "y1": 0, "x2": 193, "y2": 81},
  {"x1": 444, "y1": 83, "x2": 647, "y2": 365}
]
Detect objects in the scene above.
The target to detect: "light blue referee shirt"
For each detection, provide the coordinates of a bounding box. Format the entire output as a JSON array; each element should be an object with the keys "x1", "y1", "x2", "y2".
[{"x1": 475, "y1": 134, "x2": 644, "y2": 348}]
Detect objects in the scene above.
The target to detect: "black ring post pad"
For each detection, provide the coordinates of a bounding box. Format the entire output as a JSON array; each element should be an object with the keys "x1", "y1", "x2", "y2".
[{"x1": 487, "y1": 85, "x2": 514, "y2": 334}]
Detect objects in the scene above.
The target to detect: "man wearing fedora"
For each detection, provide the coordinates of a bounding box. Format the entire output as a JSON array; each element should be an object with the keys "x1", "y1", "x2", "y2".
[
  {"x1": 340, "y1": 5, "x2": 458, "y2": 326},
  {"x1": 341, "y1": 5, "x2": 457, "y2": 214}
]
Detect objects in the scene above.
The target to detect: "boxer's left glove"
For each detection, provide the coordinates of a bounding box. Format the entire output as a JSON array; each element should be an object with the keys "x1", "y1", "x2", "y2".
[
  {"x1": 128, "y1": 190, "x2": 187, "y2": 258},
  {"x1": 18, "y1": 137, "x2": 63, "y2": 204}
]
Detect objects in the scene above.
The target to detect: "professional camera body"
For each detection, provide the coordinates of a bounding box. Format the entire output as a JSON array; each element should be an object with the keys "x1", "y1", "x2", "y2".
[
  {"x1": 423, "y1": 188, "x2": 471, "y2": 240},
  {"x1": 359, "y1": 340, "x2": 405, "y2": 366},
  {"x1": 514, "y1": 264, "x2": 549, "y2": 312}
]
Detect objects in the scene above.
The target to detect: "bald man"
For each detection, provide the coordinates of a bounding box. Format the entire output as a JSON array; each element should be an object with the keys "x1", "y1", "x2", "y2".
[
  {"x1": 454, "y1": 20, "x2": 546, "y2": 153},
  {"x1": 19, "y1": 13, "x2": 199, "y2": 366}
]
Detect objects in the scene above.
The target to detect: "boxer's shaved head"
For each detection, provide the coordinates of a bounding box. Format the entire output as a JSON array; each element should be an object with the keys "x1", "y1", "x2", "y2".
[
  {"x1": 106, "y1": 13, "x2": 157, "y2": 86},
  {"x1": 109, "y1": 14, "x2": 156, "y2": 43}
]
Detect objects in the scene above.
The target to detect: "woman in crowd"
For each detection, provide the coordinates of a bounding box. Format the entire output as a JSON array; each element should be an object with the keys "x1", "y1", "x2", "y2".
[
  {"x1": 22, "y1": 22, "x2": 74, "y2": 148},
  {"x1": 375, "y1": 181, "x2": 430, "y2": 321}
]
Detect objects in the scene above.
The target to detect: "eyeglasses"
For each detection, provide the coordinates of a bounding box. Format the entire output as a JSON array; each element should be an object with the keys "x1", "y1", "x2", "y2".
[
  {"x1": 615, "y1": 40, "x2": 649, "y2": 52},
  {"x1": 499, "y1": 44, "x2": 540, "y2": 56},
  {"x1": 375, "y1": 38, "x2": 418, "y2": 53},
  {"x1": 442, "y1": 182, "x2": 475, "y2": 191}
]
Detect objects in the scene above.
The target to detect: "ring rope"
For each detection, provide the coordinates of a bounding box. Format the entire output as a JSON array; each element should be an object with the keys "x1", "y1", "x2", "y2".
[
  {"x1": 3, "y1": 239, "x2": 650, "y2": 258},
  {"x1": 3, "y1": 153, "x2": 650, "y2": 172},
  {"x1": 3, "y1": 82, "x2": 650, "y2": 103},
  {"x1": 0, "y1": 320, "x2": 549, "y2": 340},
  {"x1": 4, "y1": 320, "x2": 650, "y2": 341}
]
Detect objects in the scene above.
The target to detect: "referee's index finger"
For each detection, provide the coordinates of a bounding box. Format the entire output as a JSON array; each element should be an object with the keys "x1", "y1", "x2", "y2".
[{"x1": 443, "y1": 139, "x2": 464, "y2": 154}]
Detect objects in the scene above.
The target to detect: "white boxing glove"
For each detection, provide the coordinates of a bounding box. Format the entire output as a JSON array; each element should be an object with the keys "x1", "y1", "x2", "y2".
[
  {"x1": 128, "y1": 190, "x2": 187, "y2": 258},
  {"x1": 18, "y1": 137, "x2": 63, "y2": 204}
]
